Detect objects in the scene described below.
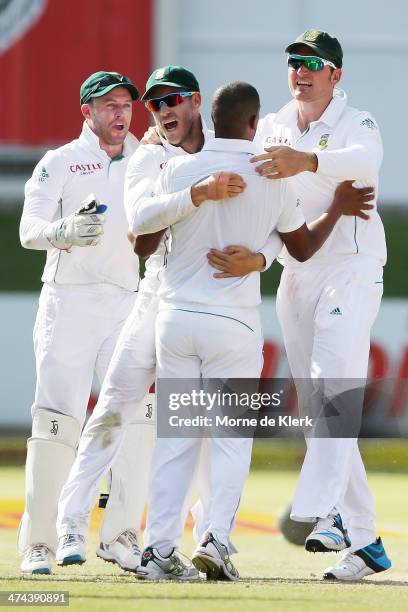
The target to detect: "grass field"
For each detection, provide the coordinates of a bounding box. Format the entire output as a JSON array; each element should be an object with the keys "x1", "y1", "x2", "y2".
[{"x1": 0, "y1": 465, "x2": 407, "y2": 611}]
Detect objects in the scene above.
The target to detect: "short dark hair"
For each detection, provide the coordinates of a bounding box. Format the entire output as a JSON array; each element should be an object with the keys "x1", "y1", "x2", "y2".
[{"x1": 211, "y1": 81, "x2": 260, "y2": 138}]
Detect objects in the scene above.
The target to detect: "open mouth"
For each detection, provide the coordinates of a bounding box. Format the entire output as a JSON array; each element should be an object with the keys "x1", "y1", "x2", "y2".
[
  {"x1": 113, "y1": 123, "x2": 125, "y2": 131},
  {"x1": 163, "y1": 120, "x2": 178, "y2": 132},
  {"x1": 296, "y1": 80, "x2": 312, "y2": 88}
]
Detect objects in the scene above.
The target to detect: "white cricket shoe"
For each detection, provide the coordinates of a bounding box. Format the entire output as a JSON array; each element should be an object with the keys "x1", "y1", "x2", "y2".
[
  {"x1": 136, "y1": 547, "x2": 199, "y2": 581},
  {"x1": 97, "y1": 529, "x2": 141, "y2": 571},
  {"x1": 192, "y1": 532, "x2": 239, "y2": 581},
  {"x1": 21, "y1": 544, "x2": 52, "y2": 575},
  {"x1": 323, "y1": 537, "x2": 391, "y2": 581},
  {"x1": 305, "y1": 511, "x2": 351, "y2": 553},
  {"x1": 56, "y1": 534, "x2": 86, "y2": 566}
]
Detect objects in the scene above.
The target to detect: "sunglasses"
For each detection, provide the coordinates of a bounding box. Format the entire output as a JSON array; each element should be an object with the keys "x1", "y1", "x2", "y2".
[
  {"x1": 82, "y1": 73, "x2": 133, "y2": 103},
  {"x1": 145, "y1": 91, "x2": 197, "y2": 112},
  {"x1": 287, "y1": 54, "x2": 337, "y2": 72}
]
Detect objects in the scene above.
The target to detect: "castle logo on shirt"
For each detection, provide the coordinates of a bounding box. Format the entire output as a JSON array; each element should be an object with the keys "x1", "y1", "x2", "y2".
[
  {"x1": 318, "y1": 133, "x2": 330, "y2": 150},
  {"x1": 69, "y1": 162, "x2": 104, "y2": 175},
  {"x1": 265, "y1": 135, "x2": 292, "y2": 146}
]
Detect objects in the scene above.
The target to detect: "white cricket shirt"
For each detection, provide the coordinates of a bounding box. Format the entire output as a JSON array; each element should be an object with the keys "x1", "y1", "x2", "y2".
[
  {"x1": 256, "y1": 89, "x2": 387, "y2": 267},
  {"x1": 125, "y1": 120, "x2": 282, "y2": 297},
  {"x1": 20, "y1": 121, "x2": 140, "y2": 289},
  {"x1": 154, "y1": 138, "x2": 304, "y2": 309},
  {"x1": 124, "y1": 117, "x2": 213, "y2": 297}
]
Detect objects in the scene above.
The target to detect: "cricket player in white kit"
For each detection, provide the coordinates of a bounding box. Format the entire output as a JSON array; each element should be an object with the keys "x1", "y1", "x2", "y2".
[
  {"x1": 132, "y1": 81, "x2": 374, "y2": 581},
  {"x1": 18, "y1": 71, "x2": 147, "y2": 574},
  {"x1": 54, "y1": 67, "x2": 280, "y2": 570},
  {"x1": 249, "y1": 30, "x2": 392, "y2": 580}
]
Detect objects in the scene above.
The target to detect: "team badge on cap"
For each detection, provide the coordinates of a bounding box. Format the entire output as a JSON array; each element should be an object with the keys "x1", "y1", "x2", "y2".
[
  {"x1": 304, "y1": 29, "x2": 321, "y2": 42},
  {"x1": 155, "y1": 68, "x2": 166, "y2": 80}
]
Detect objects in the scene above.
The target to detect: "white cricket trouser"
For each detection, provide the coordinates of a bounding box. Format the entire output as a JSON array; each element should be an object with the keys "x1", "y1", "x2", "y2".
[
  {"x1": 34, "y1": 282, "x2": 137, "y2": 424},
  {"x1": 145, "y1": 307, "x2": 264, "y2": 553},
  {"x1": 57, "y1": 289, "x2": 210, "y2": 544},
  {"x1": 57, "y1": 288, "x2": 157, "y2": 538},
  {"x1": 21, "y1": 282, "x2": 136, "y2": 551},
  {"x1": 276, "y1": 255, "x2": 383, "y2": 551}
]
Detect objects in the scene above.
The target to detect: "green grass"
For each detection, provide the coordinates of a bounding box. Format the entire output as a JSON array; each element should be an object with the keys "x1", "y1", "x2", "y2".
[
  {"x1": 4, "y1": 438, "x2": 408, "y2": 472},
  {"x1": 0, "y1": 466, "x2": 407, "y2": 611}
]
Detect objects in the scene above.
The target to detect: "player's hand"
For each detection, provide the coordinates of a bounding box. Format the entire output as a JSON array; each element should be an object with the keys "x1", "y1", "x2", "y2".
[
  {"x1": 207, "y1": 245, "x2": 265, "y2": 278},
  {"x1": 140, "y1": 126, "x2": 162, "y2": 145},
  {"x1": 44, "y1": 196, "x2": 107, "y2": 250},
  {"x1": 127, "y1": 231, "x2": 136, "y2": 246},
  {"x1": 250, "y1": 146, "x2": 317, "y2": 179},
  {"x1": 191, "y1": 172, "x2": 247, "y2": 207},
  {"x1": 332, "y1": 181, "x2": 375, "y2": 220}
]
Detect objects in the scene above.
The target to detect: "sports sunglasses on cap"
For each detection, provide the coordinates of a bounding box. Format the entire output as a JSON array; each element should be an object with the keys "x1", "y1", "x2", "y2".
[
  {"x1": 145, "y1": 91, "x2": 198, "y2": 112},
  {"x1": 287, "y1": 54, "x2": 337, "y2": 72},
  {"x1": 81, "y1": 74, "x2": 135, "y2": 104}
]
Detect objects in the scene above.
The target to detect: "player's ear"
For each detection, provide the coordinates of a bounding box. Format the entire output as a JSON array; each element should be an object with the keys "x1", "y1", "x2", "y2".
[
  {"x1": 331, "y1": 68, "x2": 342, "y2": 85},
  {"x1": 192, "y1": 92, "x2": 201, "y2": 111},
  {"x1": 81, "y1": 103, "x2": 91, "y2": 120},
  {"x1": 249, "y1": 109, "x2": 260, "y2": 131}
]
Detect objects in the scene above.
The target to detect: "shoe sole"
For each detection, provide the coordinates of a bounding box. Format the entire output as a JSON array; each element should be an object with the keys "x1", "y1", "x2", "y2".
[
  {"x1": 136, "y1": 571, "x2": 199, "y2": 581},
  {"x1": 305, "y1": 539, "x2": 346, "y2": 553},
  {"x1": 192, "y1": 553, "x2": 238, "y2": 582},
  {"x1": 96, "y1": 550, "x2": 138, "y2": 573},
  {"x1": 57, "y1": 554, "x2": 85, "y2": 566},
  {"x1": 22, "y1": 567, "x2": 51, "y2": 575},
  {"x1": 323, "y1": 567, "x2": 376, "y2": 581}
]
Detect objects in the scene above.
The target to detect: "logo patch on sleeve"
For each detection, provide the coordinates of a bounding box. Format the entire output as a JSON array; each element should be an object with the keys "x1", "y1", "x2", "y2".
[
  {"x1": 360, "y1": 117, "x2": 377, "y2": 130},
  {"x1": 36, "y1": 166, "x2": 49, "y2": 182}
]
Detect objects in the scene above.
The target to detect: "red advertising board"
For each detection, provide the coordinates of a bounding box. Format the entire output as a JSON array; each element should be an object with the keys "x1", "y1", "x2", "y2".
[{"x1": 0, "y1": 0, "x2": 152, "y2": 145}]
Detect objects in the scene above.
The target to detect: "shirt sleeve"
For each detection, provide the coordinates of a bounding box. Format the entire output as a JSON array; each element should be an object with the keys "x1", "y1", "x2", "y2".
[
  {"x1": 19, "y1": 149, "x2": 66, "y2": 250},
  {"x1": 315, "y1": 112, "x2": 383, "y2": 182},
  {"x1": 275, "y1": 179, "x2": 305, "y2": 233},
  {"x1": 127, "y1": 153, "x2": 196, "y2": 235},
  {"x1": 258, "y1": 232, "x2": 283, "y2": 270}
]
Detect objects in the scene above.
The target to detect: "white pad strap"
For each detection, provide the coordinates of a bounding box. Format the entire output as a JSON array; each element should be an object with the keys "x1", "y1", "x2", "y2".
[{"x1": 31, "y1": 408, "x2": 81, "y2": 447}]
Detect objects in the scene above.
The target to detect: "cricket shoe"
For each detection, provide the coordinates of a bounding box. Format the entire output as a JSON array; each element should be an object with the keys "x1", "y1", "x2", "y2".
[
  {"x1": 56, "y1": 534, "x2": 86, "y2": 566},
  {"x1": 305, "y1": 512, "x2": 351, "y2": 553},
  {"x1": 136, "y1": 547, "x2": 199, "y2": 581},
  {"x1": 192, "y1": 532, "x2": 239, "y2": 581},
  {"x1": 323, "y1": 537, "x2": 391, "y2": 581},
  {"x1": 97, "y1": 529, "x2": 141, "y2": 572},
  {"x1": 20, "y1": 544, "x2": 52, "y2": 575}
]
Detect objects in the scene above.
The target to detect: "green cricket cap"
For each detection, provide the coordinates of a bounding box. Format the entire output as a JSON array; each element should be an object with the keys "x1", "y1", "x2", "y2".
[
  {"x1": 80, "y1": 71, "x2": 139, "y2": 105},
  {"x1": 285, "y1": 29, "x2": 343, "y2": 68},
  {"x1": 142, "y1": 66, "x2": 200, "y2": 101}
]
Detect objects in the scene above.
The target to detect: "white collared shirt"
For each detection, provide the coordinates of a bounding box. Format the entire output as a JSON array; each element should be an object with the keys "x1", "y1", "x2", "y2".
[
  {"x1": 20, "y1": 121, "x2": 140, "y2": 289},
  {"x1": 125, "y1": 120, "x2": 283, "y2": 297},
  {"x1": 154, "y1": 138, "x2": 304, "y2": 308},
  {"x1": 124, "y1": 117, "x2": 213, "y2": 296},
  {"x1": 256, "y1": 89, "x2": 386, "y2": 266}
]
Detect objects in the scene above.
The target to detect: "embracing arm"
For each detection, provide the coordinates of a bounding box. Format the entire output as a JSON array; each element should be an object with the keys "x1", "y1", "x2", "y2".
[
  {"x1": 251, "y1": 113, "x2": 382, "y2": 183},
  {"x1": 280, "y1": 180, "x2": 375, "y2": 261},
  {"x1": 129, "y1": 163, "x2": 247, "y2": 236}
]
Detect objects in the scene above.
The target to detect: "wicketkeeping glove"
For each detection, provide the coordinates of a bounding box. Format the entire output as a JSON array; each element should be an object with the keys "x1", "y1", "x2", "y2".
[{"x1": 44, "y1": 195, "x2": 108, "y2": 250}]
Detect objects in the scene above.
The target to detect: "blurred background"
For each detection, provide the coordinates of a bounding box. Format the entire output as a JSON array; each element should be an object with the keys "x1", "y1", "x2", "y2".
[{"x1": 0, "y1": 0, "x2": 407, "y2": 463}]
